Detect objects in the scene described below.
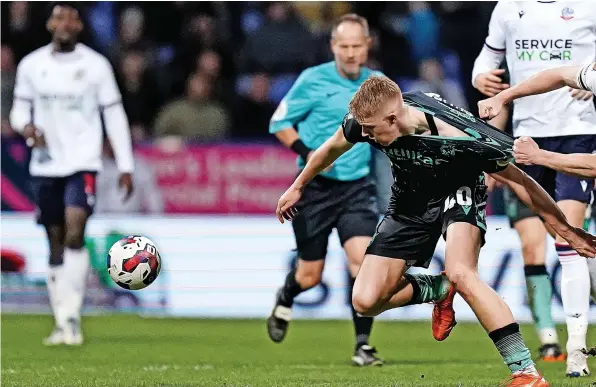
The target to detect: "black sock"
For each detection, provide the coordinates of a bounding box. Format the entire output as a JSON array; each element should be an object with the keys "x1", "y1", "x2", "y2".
[
  {"x1": 349, "y1": 276, "x2": 373, "y2": 349},
  {"x1": 278, "y1": 268, "x2": 304, "y2": 307}
]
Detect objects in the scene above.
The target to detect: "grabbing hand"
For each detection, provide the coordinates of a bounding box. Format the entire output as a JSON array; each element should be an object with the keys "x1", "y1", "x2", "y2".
[
  {"x1": 478, "y1": 95, "x2": 506, "y2": 120},
  {"x1": 513, "y1": 137, "x2": 540, "y2": 165},
  {"x1": 119, "y1": 173, "x2": 134, "y2": 202},
  {"x1": 474, "y1": 69, "x2": 510, "y2": 97},
  {"x1": 561, "y1": 227, "x2": 596, "y2": 258},
  {"x1": 569, "y1": 88, "x2": 593, "y2": 101},
  {"x1": 276, "y1": 185, "x2": 302, "y2": 223}
]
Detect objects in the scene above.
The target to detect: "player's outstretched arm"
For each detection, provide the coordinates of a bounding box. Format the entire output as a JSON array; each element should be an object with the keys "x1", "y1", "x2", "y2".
[
  {"x1": 513, "y1": 137, "x2": 596, "y2": 178},
  {"x1": 479, "y1": 65, "x2": 593, "y2": 120},
  {"x1": 276, "y1": 128, "x2": 353, "y2": 223},
  {"x1": 491, "y1": 164, "x2": 596, "y2": 257}
]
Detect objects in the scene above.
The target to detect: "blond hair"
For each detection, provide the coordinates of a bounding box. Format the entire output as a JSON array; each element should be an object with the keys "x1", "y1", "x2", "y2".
[{"x1": 349, "y1": 76, "x2": 401, "y2": 122}]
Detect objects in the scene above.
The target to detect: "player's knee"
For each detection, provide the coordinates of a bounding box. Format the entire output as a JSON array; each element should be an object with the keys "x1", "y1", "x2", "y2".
[
  {"x1": 521, "y1": 243, "x2": 542, "y2": 265},
  {"x1": 352, "y1": 291, "x2": 379, "y2": 317},
  {"x1": 295, "y1": 268, "x2": 322, "y2": 289},
  {"x1": 445, "y1": 266, "x2": 476, "y2": 295},
  {"x1": 64, "y1": 231, "x2": 85, "y2": 250}
]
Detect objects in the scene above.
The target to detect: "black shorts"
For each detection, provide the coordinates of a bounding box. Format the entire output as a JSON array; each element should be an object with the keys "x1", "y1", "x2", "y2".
[
  {"x1": 366, "y1": 176, "x2": 488, "y2": 268},
  {"x1": 30, "y1": 171, "x2": 97, "y2": 226},
  {"x1": 292, "y1": 175, "x2": 379, "y2": 261},
  {"x1": 504, "y1": 135, "x2": 595, "y2": 226}
]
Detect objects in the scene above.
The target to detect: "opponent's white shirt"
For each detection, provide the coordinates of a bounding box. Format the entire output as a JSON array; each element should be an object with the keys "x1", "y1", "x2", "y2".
[
  {"x1": 576, "y1": 62, "x2": 596, "y2": 92},
  {"x1": 484, "y1": 1, "x2": 596, "y2": 138},
  {"x1": 9, "y1": 44, "x2": 134, "y2": 177}
]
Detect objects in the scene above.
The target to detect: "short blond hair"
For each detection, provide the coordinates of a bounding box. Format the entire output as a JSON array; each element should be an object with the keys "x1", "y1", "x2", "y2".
[{"x1": 349, "y1": 76, "x2": 401, "y2": 122}]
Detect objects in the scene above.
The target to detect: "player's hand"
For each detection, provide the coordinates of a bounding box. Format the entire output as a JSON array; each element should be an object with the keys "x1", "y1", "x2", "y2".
[
  {"x1": 276, "y1": 184, "x2": 302, "y2": 223},
  {"x1": 478, "y1": 95, "x2": 506, "y2": 120},
  {"x1": 306, "y1": 151, "x2": 333, "y2": 173},
  {"x1": 23, "y1": 124, "x2": 46, "y2": 148},
  {"x1": 513, "y1": 137, "x2": 540, "y2": 165},
  {"x1": 560, "y1": 226, "x2": 596, "y2": 258},
  {"x1": 474, "y1": 69, "x2": 510, "y2": 97},
  {"x1": 119, "y1": 173, "x2": 134, "y2": 202},
  {"x1": 569, "y1": 88, "x2": 594, "y2": 101}
]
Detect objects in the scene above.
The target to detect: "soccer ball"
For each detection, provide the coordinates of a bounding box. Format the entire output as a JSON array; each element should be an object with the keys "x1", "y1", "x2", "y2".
[{"x1": 107, "y1": 235, "x2": 162, "y2": 290}]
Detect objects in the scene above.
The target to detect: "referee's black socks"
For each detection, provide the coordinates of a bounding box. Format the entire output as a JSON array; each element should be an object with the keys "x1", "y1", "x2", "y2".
[
  {"x1": 278, "y1": 268, "x2": 305, "y2": 307},
  {"x1": 348, "y1": 276, "x2": 373, "y2": 349}
]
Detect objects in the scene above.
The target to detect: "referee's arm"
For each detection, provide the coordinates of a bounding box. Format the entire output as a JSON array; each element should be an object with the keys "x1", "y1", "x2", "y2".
[{"x1": 269, "y1": 71, "x2": 315, "y2": 162}]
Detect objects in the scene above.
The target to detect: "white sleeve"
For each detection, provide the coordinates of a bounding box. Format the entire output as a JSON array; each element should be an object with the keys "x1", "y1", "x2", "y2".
[
  {"x1": 97, "y1": 58, "x2": 122, "y2": 107},
  {"x1": 485, "y1": 1, "x2": 507, "y2": 54},
  {"x1": 9, "y1": 58, "x2": 34, "y2": 133},
  {"x1": 576, "y1": 63, "x2": 596, "y2": 92},
  {"x1": 98, "y1": 58, "x2": 134, "y2": 173},
  {"x1": 471, "y1": 2, "x2": 507, "y2": 86}
]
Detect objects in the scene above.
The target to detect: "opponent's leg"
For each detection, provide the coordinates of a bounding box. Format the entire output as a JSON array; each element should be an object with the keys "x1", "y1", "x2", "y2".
[
  {"x1": 343, "y1": 236, "x2": 380, "y2": 365},
  {"x1": 61, "y1": 206, "x2": 90, "y2": 345},
  {"x1": 31, "y1": 176, "x2": 70, "y2": 346},
  {"x1": 556, "y1": 134, "x2": 595, "y2": 377},
  {"x1": 444, "y1": 223, "x2": 546, "y2": 385},
  {"x1": 43, "y1": 224, "x2": 68, "y2": 346},
  {"x1": 59, "y1": 172, "x2": 96, "y2": 345},
  {"x1": 556, "y1": 200, "x2": 590, "y2": 377},
  {"x1": 515, "y1": 218, "x2": 562, "y2": 360}
]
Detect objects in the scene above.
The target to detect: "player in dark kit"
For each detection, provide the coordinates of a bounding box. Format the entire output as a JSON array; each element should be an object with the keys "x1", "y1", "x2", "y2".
[{"x1": 276, "y1": 77, "x2": 596, "y2": 387}]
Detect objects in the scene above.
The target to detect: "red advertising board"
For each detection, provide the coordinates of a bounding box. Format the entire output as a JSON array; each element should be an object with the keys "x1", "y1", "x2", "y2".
[{"x1": 136, "y1": 144, "x2": 298, "y2": 214}]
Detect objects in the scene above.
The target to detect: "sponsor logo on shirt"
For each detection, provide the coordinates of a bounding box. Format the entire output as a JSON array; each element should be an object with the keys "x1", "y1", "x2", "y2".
[{"x1": 514, "y1": 39, "x2": 573, "y2": 61}]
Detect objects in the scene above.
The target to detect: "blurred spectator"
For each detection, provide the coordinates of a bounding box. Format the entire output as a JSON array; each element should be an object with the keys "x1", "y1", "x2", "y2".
[
  {"x1": 196, "y1": 50, "x2": 235, "y2": 108},
  {"x1": 109, "y1": 6, "x2": 154, "y2": 65},
  {"x1": 96, "y1": 137, "x2": 163, "y2": 214},
  {"x1": 2, "y1": 2, "x2": 47, "y2": 62},
  {"x1": 1, "y1": 45, "x2": 16, "y2": 137},
  {"x1": 408, "y1": 58, "x2": 468, "y2": 110},
  {"x1": 241, "y1": 2, "x2": 315, "y2": 73},
  {"x1": 233, "y1": 74, "x2": 276, "y2": 138},
  {"x1": 172, "y1": 13, "x2": 234, "y2": 96},
  {"x1": 117, "y1": 50, "x2": 164, "y2": 141},
  {"x1": 154, "y1": 72, "x2": 230, "y2": 141}
]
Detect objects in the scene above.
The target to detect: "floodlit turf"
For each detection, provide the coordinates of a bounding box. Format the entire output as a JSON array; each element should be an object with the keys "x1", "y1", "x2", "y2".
[{"x1": 2, "y1": 315, "x2": 595, "y2": 387}]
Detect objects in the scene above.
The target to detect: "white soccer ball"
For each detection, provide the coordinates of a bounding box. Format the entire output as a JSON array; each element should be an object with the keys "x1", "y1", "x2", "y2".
[{"x1": 107, "y1": 235, "x2": 162, "y2": 290}]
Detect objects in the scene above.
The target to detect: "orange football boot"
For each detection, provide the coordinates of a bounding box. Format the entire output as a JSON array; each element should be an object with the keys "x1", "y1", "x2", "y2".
[
  {"x1": 500, "y1": 371, "x2": 549, "y2": 387},
  {"x1": 431, "y1": 280, "x2": 457, "y2": 341}
]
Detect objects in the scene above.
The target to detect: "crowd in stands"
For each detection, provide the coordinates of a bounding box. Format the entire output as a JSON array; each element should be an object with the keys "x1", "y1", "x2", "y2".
[{"x1": 1, "y1": 1, "x2": 499, "y2": 144}]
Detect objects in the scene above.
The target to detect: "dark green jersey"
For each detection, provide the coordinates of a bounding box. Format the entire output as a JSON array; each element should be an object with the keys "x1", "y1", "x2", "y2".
[{"x1": 342, "y1": 91, "x2": 514, "y2": 214}]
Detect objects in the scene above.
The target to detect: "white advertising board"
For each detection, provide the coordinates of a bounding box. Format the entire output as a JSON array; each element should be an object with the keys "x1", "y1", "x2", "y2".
[{"x1": 2, "y1": 213, "x2": 595, "y2": 322}]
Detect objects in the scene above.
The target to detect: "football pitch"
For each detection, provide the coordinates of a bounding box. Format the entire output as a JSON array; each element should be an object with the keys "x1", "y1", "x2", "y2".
[{"x1": 2, "y1": 315, "x2": 595, "y2": 387}]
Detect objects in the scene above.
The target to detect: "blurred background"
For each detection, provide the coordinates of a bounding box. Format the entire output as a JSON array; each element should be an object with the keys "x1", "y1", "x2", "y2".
[{"x1": 1, "y1": 1, "x2": 594, "y2": 322}]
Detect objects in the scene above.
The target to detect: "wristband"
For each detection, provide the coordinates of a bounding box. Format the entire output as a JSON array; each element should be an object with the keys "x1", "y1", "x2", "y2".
[{"x1": 290, "y1": 139, "x2": 311, "y2": 161}]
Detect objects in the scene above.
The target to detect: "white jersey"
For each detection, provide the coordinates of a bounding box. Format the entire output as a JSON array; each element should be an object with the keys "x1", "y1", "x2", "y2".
[
  {"x1": 485, "y1": 1, "x2": 596, "y2": 138},
  {"x1": 10, "y1": 44, "x2": 134, "y2": 177},
  {"x1": 576, "y1": 62, "x2": 596, "y2": 92}
]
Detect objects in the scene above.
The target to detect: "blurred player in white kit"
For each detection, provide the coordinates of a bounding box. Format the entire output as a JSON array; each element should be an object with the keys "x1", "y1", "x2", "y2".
[
  {"x1": 473, "y1": 1, "x2": 596, "y2": 377},
  {"x1": 9, "y1": 2, "x2": 134, "y2": 345}
]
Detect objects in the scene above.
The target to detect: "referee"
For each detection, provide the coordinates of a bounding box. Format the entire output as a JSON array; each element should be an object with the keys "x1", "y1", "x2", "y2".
[{"x1": 267, "y1": 13, "x2": 384, "y2": 366}]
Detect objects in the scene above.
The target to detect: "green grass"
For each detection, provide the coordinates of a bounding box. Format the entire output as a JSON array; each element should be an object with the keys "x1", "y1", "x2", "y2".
[{"x1": 2, "y1": 315, "x2": 595, "y2": 387}]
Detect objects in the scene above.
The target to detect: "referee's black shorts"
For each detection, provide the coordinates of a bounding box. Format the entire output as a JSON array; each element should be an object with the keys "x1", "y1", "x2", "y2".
[{"x1": 292, "y1": 175, "x2": 379, "y2": 261}]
